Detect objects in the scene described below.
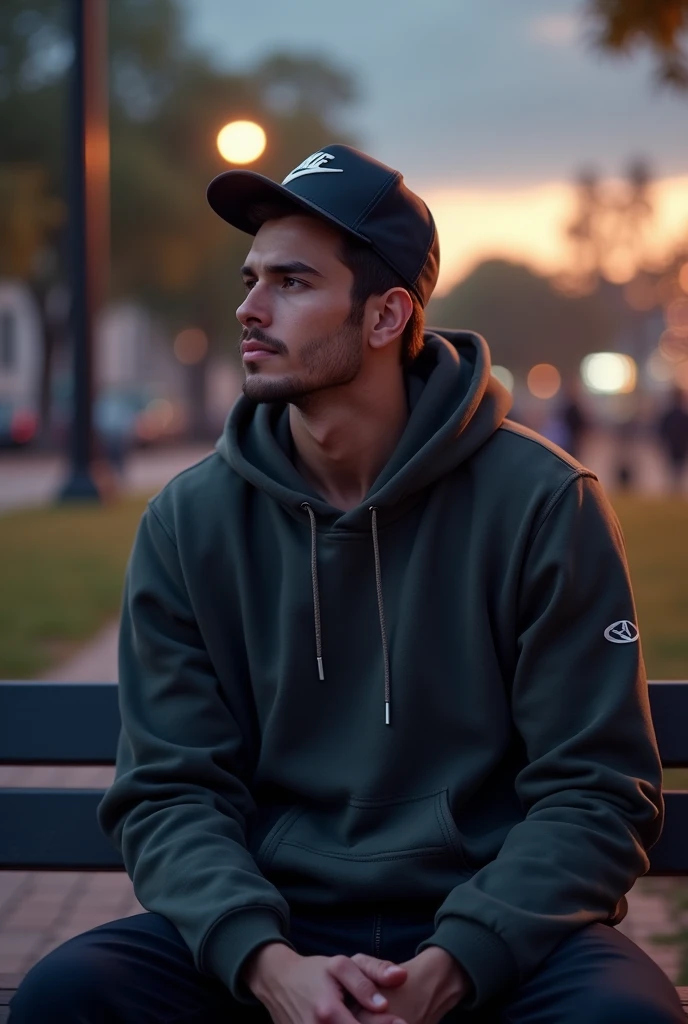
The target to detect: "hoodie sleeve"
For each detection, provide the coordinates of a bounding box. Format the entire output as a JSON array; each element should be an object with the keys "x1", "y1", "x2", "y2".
[
  {"x1": 418, "y1": 472, "x2": 663, "y2": 1009},
  {"x1": 97, "y1": 502, "x2": 293, "y2": 1001}
]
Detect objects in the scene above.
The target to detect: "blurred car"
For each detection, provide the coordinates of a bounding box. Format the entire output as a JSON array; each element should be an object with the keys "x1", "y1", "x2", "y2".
[{"x1": 0, "y1": 398, "x2": 38, "y2": 448}]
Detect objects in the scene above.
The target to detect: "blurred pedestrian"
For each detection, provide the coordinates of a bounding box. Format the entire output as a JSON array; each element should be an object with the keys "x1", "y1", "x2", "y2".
[
  {"x1": 561, "y1": 387, "x2": 589, "y2": 460},
  {"x1": 614, "y1": 418, "x2": 636, "y2": 492},
  {"x1": 94, "y1": 390, "x2": 135, "y2": 478},
  {"x1": 657, "y1": 387, "x2": 688, "y2": 492}
]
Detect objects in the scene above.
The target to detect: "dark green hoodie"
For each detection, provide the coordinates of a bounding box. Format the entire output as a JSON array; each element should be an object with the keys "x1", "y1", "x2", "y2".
[{"x1": 98, "y1": 330, "x2": 662, "y2": 1010}]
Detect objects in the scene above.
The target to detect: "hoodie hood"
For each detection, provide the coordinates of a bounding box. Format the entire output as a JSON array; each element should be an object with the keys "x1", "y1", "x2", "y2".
[{"x1": 216, "y1": 329, "x2": 512, "y2": 530}]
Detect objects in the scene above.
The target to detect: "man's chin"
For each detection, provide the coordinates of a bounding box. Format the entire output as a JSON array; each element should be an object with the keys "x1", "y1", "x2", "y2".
[{"x1": 242, "y1": 373, "x2": 310, "y2": 405}]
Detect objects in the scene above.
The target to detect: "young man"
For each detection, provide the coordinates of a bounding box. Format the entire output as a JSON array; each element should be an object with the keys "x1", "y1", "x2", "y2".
[{"x1": 10, "y1": 145, "x2": 684, "y2": 1023}]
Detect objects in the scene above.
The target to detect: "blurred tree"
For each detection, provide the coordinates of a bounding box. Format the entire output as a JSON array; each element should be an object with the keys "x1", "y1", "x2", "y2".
[
  {"x1": 0, "y1": 0, "x2": 358, "y2": 436},
  {"x1": 565, "y1": 159, "x2": 654, "y2": 290},
  {"x1": 0, "y1": 1, "x2": 70, "y2": 437},
  {"x1": 427, "y1": 258, "x2": 617, "y2": 380},
  {"x1": 586, "y1": 0, "x2": 688, "y2": 90}
]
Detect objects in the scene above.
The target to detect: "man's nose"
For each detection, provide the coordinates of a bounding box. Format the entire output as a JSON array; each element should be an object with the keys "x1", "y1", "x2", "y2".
[{"x1": 237, "y1": 285, "x2": 271, "y2": 329}]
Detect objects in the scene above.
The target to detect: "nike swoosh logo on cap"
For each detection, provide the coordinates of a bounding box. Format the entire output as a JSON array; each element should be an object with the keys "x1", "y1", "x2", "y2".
[{"x1": 282, "y1": 151, "x2": 344, "y2": 185}]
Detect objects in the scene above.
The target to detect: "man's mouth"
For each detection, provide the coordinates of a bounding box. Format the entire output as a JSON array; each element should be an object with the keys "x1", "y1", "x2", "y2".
[{"x1": 240, "y1": 340, "x2": 280, "y2": 360}]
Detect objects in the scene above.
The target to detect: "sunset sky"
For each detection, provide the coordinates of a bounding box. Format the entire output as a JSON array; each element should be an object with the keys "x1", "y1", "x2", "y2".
[{"x1": 183, "y1": 0, "x2": 688, "y2": 293}]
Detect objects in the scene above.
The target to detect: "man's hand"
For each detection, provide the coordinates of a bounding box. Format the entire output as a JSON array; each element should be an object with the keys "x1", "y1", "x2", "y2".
[
  {"x1": 351, "y1": 947, "x2": 469, "y2": 1024},
  {"x1": 244, "y1": 942, "x2": 409, "y2": 1024}
]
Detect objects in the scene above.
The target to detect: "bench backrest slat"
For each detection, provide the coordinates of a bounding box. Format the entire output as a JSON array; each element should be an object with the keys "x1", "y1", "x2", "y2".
[
  {"x1": 0, "y1": 683, "x2": 120, "y2": 765},
  {"x1": 1, "y1": 680, "x2": 686, "y2": 766},
  {"x1": 1, "y1": 788, "x2": 686, "y2": 873},
  {"x1": 0, "y1": 680, "x2": 687, "y2": 873},
  {"x1": 0, "y1": 789, "x2": 120, "y2": 869},
  {"x1": 643, "y1": 681, "x2": 688, "y2": 768}
]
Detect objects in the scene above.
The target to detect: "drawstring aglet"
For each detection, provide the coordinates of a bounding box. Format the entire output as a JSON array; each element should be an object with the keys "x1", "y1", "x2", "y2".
[
  {"x1": 317, "y1": 657, "x2": 325, "y2": 681},
  {"x1": 385, "y1": 702, "x2": 391, "y2": 726}
]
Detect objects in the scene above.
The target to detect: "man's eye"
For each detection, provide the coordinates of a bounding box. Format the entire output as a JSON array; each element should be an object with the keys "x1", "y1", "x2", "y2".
[
  {"x1": 243, "y1": 279, "x2": 256, "y2": 291},
  {"x1": 283, "y1": 277, "x2": 303, "y2": 289}
]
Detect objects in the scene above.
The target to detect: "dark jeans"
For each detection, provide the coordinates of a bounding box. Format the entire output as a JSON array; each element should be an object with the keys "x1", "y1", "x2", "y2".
[{"x1": 9, "y1": 906, "x2": 685, "y2": 1023}]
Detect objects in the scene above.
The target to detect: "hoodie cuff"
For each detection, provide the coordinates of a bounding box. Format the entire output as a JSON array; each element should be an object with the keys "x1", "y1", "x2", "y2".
[
  {"x1": 417, "y1": 916, "x2": 519, "y2": 1010},
  {"x1": 202, "y1": 907, "x2": 293, "y2": 1004}
]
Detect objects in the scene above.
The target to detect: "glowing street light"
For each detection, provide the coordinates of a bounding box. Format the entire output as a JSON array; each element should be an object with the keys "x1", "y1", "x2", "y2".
[
  {"x1": 217, "y1": 121, "x2": 266, "y2": 165},
  {"x1": 679, "y1": 263, "x2": 688, "y2": 295},
  {"x1": 491, "y1": 365, "x2": 514, "y2": 393},
  {"x1": 527, "y1": 363, "x2": 561, "y2": 400},
  {"x1": 581, "y1": 353, "x2": 637, "y2": 395},
  {"x1": 174, "y1": 327, "x2": 208, "y2": 365}
]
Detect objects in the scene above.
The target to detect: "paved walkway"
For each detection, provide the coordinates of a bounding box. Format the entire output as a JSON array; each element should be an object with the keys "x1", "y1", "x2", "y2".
[
  {"x1": 0, "y1": 443, "x2": 213, "y2": 514},
  {"x1": 0, "y1": 868, "x2": 683, "y2": 987},
  {"x1": 1, "y1": 432, "x2": 685, "y2": 516}
]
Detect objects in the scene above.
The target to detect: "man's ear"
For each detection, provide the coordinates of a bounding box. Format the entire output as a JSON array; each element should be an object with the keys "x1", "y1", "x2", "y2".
[{"x1": 367, "y1": 288, "x2": 413, "y2": 351}]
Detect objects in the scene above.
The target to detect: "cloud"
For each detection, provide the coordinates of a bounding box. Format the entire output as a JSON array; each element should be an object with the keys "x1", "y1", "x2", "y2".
[
  {"x1": 529, "y1": 13, "x2": 580, "y2": 47},
  {"x1": 418, "y1": 175, "x2": 688, "y2": 294}
]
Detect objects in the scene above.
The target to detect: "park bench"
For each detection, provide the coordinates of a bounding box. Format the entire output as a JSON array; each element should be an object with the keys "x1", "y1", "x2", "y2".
[{"x1": 1, "y1": 681, "x2": 687, "y2": 1020}]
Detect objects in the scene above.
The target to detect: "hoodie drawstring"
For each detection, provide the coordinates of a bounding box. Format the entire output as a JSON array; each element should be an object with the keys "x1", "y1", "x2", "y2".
[
  {"x1": 301, "y1": 503, "x2": 325, "y2": 681},
  {"x1": 301, "y1": 503, "x2": 391, "y2": 725},
  {"x1": 369, "y1": 507, "x2": 391, "y2": 725}
]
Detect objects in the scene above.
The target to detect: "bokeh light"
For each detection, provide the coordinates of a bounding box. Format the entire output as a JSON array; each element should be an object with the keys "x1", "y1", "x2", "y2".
[
  {"x1": 602, "y1": 251, "x2": 636, "y2": 285},
  {"x1": 216, "y1": 120, "x2": 266, "y2": 164},
  {"x1": 659, "y1": 329, "x2": 688, "y2": 363},
  {"x1": 676, "y1": 360, "x2": 688, "y2": 391},
  {"x1": 679, "y1": 263, "x2": 688, "y2": 294},
  {"x1": 491, "y1": 365, "x2": 514, "y2": 392},
  {"x1": 656, "y1": 274, "x2": 684, "y2": 308},
  {"x1": 665, "y1": 297, "x2": 688, "y2": 336},
  {"x1": 646, "y1": 349, "x2": 675, "y2": 384},
  {"x1": 174, "y1": 327, "x2": 208, "y2": 365},
  {"x1": 581, "y1": 352, "x2": 637, "y2": 394},
  {"x1": 624, "y1": 275, "x2": 657, "y2": 311},
  {"x1": 527, "y1": 363, "x2": 561, "y2": 399}
]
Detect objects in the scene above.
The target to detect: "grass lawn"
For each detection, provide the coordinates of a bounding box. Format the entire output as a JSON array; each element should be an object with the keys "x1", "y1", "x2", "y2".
[
  {"x1": 0, "y1": 496, "x2": 149, "y2": 678},
  {"x1": 0, "y1": 492, "x2": 686, "y2": 683},
  {"x1": 612, "y1": 495, "x2": 688, "y2": 790},
  {"x1": 614, "y1": 495, "x2": 688, "y2": 682}
]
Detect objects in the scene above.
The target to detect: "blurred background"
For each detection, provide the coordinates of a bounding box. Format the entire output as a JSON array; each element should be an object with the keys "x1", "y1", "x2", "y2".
[
  {"x1": 1, "y1": 0, "x2": 688, "y2": 991},
  {"x1": 1, "y1": 0, "x2": 688, "y2": 489}
]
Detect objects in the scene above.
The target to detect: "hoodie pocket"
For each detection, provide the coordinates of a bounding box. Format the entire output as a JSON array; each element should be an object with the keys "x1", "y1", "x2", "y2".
[{"x1": 256, "y1": 789, "x2": 470, "y2": 902}]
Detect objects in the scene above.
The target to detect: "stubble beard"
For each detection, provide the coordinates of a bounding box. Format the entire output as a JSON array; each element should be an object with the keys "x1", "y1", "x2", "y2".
[{"x1": 241, "y1": 312, "x2": 364, "y2": 407}]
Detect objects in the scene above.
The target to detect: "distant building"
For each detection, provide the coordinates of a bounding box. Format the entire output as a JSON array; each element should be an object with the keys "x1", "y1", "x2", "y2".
[
  {"x1": 0, "y1": 279, "x2": 42, "y2": 412},
  {"x1": 0, "y1": 279, "x2": 243, "y2": 444},
  {"x1": 96, "y1": 302, "x2": 184, "y2": 398}
]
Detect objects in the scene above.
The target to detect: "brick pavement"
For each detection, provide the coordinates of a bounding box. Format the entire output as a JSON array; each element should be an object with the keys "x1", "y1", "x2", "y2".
[{"x1": 0, "y1": 862, "x2": 684, "y2": 987}]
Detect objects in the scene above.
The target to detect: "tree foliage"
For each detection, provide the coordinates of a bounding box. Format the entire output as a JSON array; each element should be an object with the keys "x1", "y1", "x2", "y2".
[
  {"x1": 586, "y1": 0, "x2": 688, "y2": 90},
  {"x1": 0, "y1": 0, "x2": 358, "y2": 350},
  {"x1": 427, "y1": 259, "x2": 617, "y2": 380},
  {"x1": 564, "y1": 159, "x2": 654, "y2": 291}
]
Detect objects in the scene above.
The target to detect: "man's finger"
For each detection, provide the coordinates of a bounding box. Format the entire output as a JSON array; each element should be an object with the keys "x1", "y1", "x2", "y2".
[
  {"x1": 353, "y1": 1014, "x2": 408, "y2": 1024},
  {"x1": 326, "y1": 954, "x2": 392, "y2": 1012},
  {"x1": 350, "y1": 953, "x2": 407, "y2": 988}
]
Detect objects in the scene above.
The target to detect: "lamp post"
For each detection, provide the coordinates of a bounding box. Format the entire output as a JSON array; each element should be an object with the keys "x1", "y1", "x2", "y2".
[{"x1": 59, "y1": 0, "x2": 110, "y2": 501}]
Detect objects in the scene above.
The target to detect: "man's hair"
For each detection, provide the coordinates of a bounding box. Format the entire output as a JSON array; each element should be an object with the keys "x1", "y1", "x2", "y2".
[{"x1": 249, "y1": 200, "x2": 425, "y2": 365}]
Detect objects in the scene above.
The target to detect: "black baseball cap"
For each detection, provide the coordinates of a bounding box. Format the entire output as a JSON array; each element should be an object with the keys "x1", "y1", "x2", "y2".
[{"x1": 206, "y1": 144, "x2": 440, "y2": 308}]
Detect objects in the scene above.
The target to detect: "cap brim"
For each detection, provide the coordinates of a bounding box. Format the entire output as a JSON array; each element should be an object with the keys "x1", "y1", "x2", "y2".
[{"x1": 206, "y1": 169, "x2": 370, "y2": 245}]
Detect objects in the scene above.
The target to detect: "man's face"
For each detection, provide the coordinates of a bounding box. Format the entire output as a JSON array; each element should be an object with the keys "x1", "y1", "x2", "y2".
[{"x1": 237, "y1": 214, "x2": 363, "y2": 404}]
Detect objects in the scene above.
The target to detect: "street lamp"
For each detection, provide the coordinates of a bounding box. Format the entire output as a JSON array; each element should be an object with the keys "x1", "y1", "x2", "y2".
[
  {"x1": 216, "y1": 121, "x2": 266, "y2": 165},
  {"x1": 58, "y1": 0, "x2": 109, "y2": 501}
]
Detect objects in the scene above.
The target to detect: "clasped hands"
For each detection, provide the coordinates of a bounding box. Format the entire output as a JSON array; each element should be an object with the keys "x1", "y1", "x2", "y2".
[{"x1": 244, "y1": 941, "x2": 469, "y2": 1024}]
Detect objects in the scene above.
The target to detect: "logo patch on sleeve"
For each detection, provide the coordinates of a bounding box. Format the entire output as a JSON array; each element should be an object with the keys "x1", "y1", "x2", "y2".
[{"x1": 604, "y1": 620, "x2": 639, "y2": 644}]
